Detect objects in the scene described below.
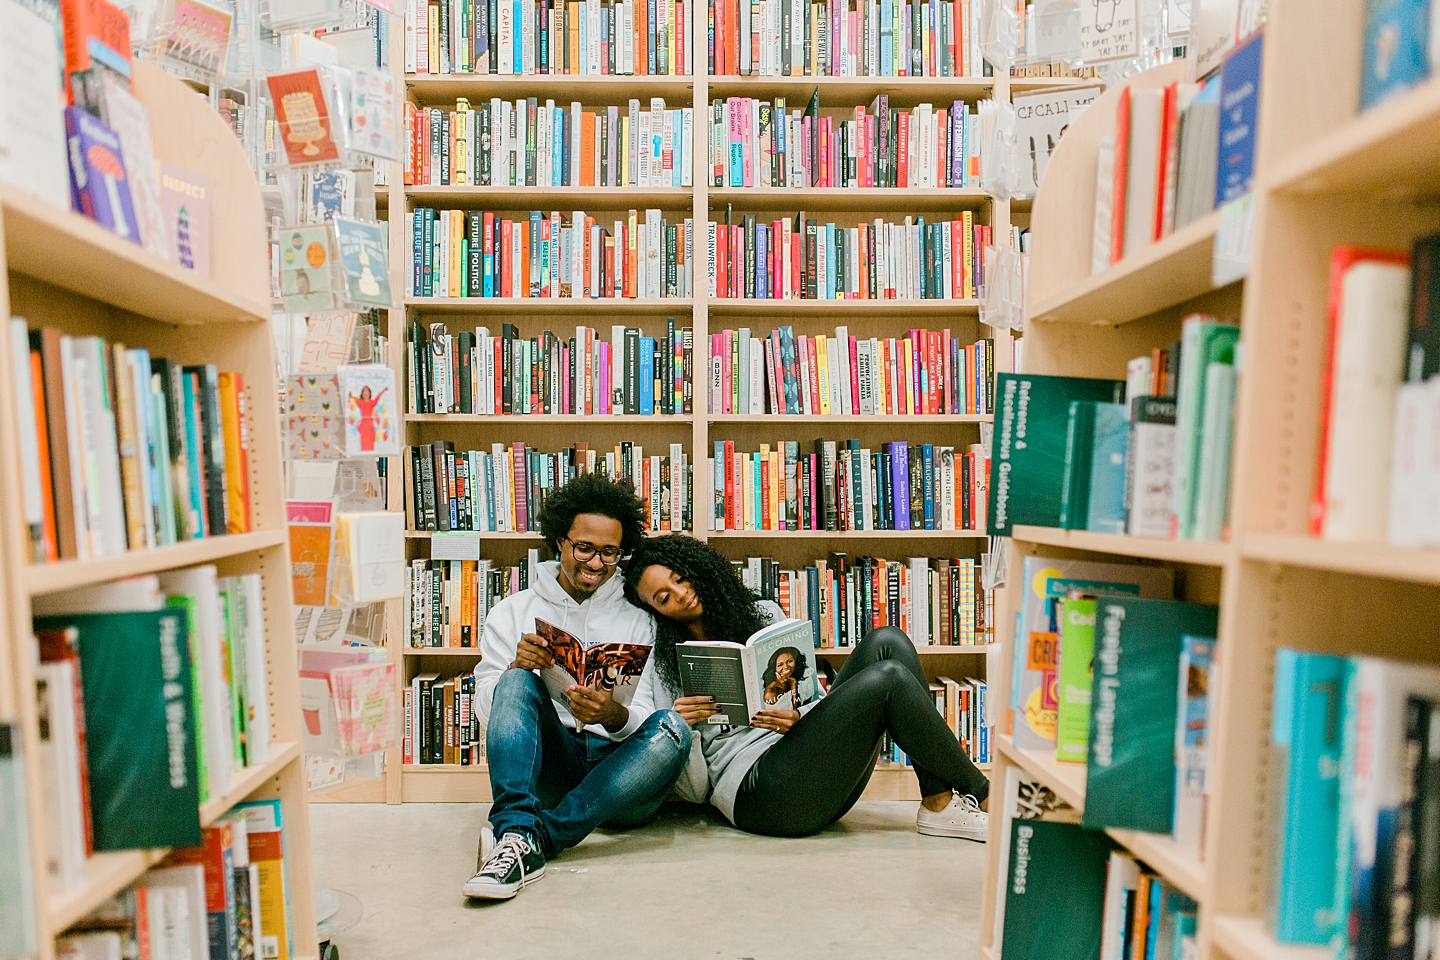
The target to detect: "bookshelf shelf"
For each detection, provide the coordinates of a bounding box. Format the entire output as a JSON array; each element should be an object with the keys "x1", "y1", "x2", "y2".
[
  {"x1": 404, "y1": 413, "x2": 694, "y2": 424},
  {"x1": 706, "y1": 297, "x2": 983, "y2": 315},
  {"x1": 1, "y1": 186, "x2": 271, "y2": 328},
  {"x1": 707, "y1": 186, "x2": 991, "y2": 211},
  {"x1": 1241, "y1": 534, "x2": 1440, "y2": 584},
  {"x1": 403, "y1": 647, "x2": 484, "y2": 656},
  {"x1": 815, "y1": 645, "x2": 986, "y2": 656},
  {"x1": 1, "y1": 62, "x2": 318, "y2": 959},
  {"x1": 1210, "y1": 915, "x2": 1329, "y2": 960},
  {"x1": 406, "y1": 530, "x2": 542, "y2": 539},
  {"x1": 1009, "y1": 525, "x2": 1233, "y2": 567},
  {"x1": 708, "y1": 414, "x2": 993, "y2": 423},
  {"x1": 404, "y1": 185, "x2": 694, "y2": 207},
  {"x1": 993, "y1": 733, "x2": 1087, "y2": 809},
  {"x1": 1027, "y1": 209, "x2": 1224, "y2": 326},
  {"x1": 405, "y1": 296, "x2": 688, "y2": 314},
  {"x1": 703, "y1": 75, "x2": 999, "y2": 103},
  {"x1": 1108, "y1": 829, "x2": 1206, "y2": 903},
  {"x1": 406, "y1": 73, "x2": 697, "y2": 102},
  {"x1": 25, "y1": 530, "x2": 288, "y2": 596},
  {"x1": 706, "y1": 529, "x2": 989, "y2": 539},
  {"x1": 1268, "y1": 76, "x2": 1440, "y2": 199}
]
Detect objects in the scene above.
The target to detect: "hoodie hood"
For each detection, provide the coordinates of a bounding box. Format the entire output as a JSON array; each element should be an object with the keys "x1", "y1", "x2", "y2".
[{"x1": 529, "y1": 560, "x2": 629, "y2": 630}]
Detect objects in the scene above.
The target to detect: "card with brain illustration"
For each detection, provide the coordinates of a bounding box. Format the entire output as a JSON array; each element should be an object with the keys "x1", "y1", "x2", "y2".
[{"x1": 284, "y1": 374, "x2": 344, "y2": 459}]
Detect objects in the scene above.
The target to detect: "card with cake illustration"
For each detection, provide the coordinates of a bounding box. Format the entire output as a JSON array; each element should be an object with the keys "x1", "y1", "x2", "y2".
[
  {"x1": 332, "y1": 217, "x2": 390, "y2": 308},
  {"x1": 267, "y1": 68, "x2": 340, "y2": 165}
]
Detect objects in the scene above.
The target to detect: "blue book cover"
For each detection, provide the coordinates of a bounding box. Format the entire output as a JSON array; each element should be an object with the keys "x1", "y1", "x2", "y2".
[
  {"x1": 1360, "y1": 0, "x2": 1432, "y2": 110},
  {"x1": 1217, "y1": 31, "x2": 1263, "y2": 204},
  {"x1": 826, "y1": 224, "x2": 838, "y2": 298},
  {"x1": 412, "y1": 210, "x2": 424, "y2": 295},
  {"x1": 483, "y1": 453, "x2": 497, "y2": 531},
  {"x1": 639, "y1": 336, "x2": 655, "y2": 414},
  {"x1": 65, "y1": 107, "x2": 140, "y2": 243},
  {"x1": 180, "y1": 373, "x2": 207, "y2": 538},
  {"x1": 1086, "y1": 402, "x2": 1130, "y2": 534},
  {"x1": 921, "y1": 443, "x2": 935, "y2": 529},
  {"x1": 1271, "y1": 648, "x2": 1348, "y2": 943},
  {"x1": 730, "y1": 141, "x2": 743, "y2": 186},
  {"x1": 806, "y1": 565, "x2": 821, "y2": 647},
  {"x1": 1145, "y1": 879, "x2": 1162, "y2": 960},
  {"x1": 756, "y1": 223, "x2": 768, "y2": 298}
]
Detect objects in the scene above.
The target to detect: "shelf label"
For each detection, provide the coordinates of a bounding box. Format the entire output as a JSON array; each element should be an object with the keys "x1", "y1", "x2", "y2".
[
  {"x1": 431, "y1": 532, "x2": 482, "y2": 561},
  {"x1": 1213, "y1": 194, "x2": 1254, "y2": 287}
]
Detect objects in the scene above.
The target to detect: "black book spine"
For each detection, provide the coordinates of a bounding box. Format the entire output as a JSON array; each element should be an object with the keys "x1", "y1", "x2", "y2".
[
  {"x1": 501, "y1": 323, "x2": 515, "y2": 414},
  {"x1": 457, "y1": 332, "x2": 473, "y2": 413},
  {"x1": 183, "y1": 365, "x2": 229, "y2": 537}
]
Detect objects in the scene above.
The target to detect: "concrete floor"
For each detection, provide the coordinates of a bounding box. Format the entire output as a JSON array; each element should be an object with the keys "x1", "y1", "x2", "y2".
[{"x1": 309, "y1": 801, "x2": 987, "y2": 960}]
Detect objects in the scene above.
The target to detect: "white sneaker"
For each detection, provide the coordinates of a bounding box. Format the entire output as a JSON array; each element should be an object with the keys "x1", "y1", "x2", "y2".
[
  {"x1": 916, "y1": 794, "x2": 988, "y2": 841},
  {"x1": 478, "y1": 824, "x2": 495, "y2": 866},
  {"x1": 462, "y1": 832, "x2": 546, "y2": 900}
]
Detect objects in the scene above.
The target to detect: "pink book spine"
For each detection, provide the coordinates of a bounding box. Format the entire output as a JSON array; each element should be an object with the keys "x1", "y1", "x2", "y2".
[
  {"x1": 848, "y1": 335, "x2": 860, "y2": 416},
  {"x1": 722, "y1": 330, "x2": 734, "y2": 413}
]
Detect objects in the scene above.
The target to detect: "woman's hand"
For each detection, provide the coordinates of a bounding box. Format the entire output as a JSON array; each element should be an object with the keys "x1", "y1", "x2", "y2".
[
  {"x1": 673, "y1": 695, "x2": 720, "y2": 727},
  {"x1": 751, "y1": 709, "x2": 800, "y2": 734}
]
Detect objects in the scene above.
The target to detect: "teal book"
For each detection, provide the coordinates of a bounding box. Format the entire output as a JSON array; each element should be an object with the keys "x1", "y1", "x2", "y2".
[
  {"x1": 1192, "y1": 362, "x2": 1237, "y2": 541},
  {"x1": 1001, "y1": 819, "x2": 1114, "y2": 960},
  {"x1": 989, "y1": 373, "x2": 1126, "y2": 536},
  {"x1": 1083, "y1": 597, "x2": 1219, "y2": 833},
  {"x1": 33, "y1": 609, "x2": 202, "y2": 850},
  {"x1": 1270, "y1": 649, "x2": 1347, "y2": 945},
  {"x1": 0, "y1": 724, "x2": 37, "y2": 958},
  {"x1": 1171, "y1": 319, "x2": 1239, "y2": 540},
  {"x1": 1086, "y1": 402, "x2": 1130, "y2": 535},
  {"x1": 1360, "y1": 0, "x2": 1432, "y2": 110},
  {"x1": 1059, "y1": 401, "x2": 1097, "y2": 531}
]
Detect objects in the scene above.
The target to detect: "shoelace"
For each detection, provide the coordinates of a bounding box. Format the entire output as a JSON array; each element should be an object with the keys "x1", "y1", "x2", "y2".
[
  {"x1": 955, "y1": 795, "x2": 983, "y2": 815},
  {"x1": 480, "y1": 835, "x2": 533, "y2": 881}
]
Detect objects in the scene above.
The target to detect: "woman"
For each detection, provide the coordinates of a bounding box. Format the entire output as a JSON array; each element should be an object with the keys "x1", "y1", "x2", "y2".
[{"x1": 621, "y1": 534, "x2": 990, "y2": 840}]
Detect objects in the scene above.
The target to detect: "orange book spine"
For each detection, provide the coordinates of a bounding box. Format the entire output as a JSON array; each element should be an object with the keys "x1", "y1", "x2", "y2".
[
  {"x1": 581, "y1": 113, "x2": 597, "y2": 186},
  {"x1": 217, "y1": 372, "x2": 252, "y2": 534},
  {"x1": 29, "y1": 349, "x2": 59, "y2": 561}
]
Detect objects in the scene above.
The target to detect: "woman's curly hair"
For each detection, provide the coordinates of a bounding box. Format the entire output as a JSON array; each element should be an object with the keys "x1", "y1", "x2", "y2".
[{"x1": 623, "y1": 534, "x2": 764, "y2": 697}]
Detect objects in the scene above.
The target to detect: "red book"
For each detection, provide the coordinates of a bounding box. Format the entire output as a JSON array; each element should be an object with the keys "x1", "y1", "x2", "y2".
[
  {"x1": 1309, "y1": 246, "x2": 1412, "y2": 536},
  {"x1": 60, "y1": 0, "x2": 131, "y2": 106},
  {"x1": 806, "y1": 337, "x2": 821, "y2": 413},
  {"x1": 723, "y1": 440, "x2": 736, "y2": 528},
  {"x1": 848, "y1": 336, "x2": 860, "y2": 416},
  {"x1": 791, "y1": 233, "x2": 802, "y2": 297},
  {"x1": 1110, "y1": 87, "x2": 1131, "y2": 266},
  {"x1": 493, "y1": 336, "x2": 503, "y2": 412},
  {"x1": 897, "y1": 112, "x2": 910, "y2": 187},
  {"x1": 1154, "y1": 82, "x2": 1179, "y2": 241},
  {"x1": 941, "y1": 328, "x2": 953, "y2": 415},
  {"x1": 512, "y1": 441, "x2": 528, "y2": 531}
]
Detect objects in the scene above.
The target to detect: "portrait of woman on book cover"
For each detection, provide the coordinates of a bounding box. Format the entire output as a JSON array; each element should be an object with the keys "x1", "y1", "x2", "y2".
[{"x1": 762, "y1": 646, "x2": 809, "y2": 708}]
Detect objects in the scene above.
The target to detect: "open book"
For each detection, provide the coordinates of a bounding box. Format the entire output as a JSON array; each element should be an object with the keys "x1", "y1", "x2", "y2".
[
  {"x1": 536, "y1": 618, "x2": 650, "y2": 709},
  {"x1": 677, "y1": 618, "x2": 818, "y2": 726}
]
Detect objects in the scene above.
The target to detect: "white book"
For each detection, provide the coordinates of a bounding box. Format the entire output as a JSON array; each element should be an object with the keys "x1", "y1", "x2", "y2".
[
  {"x1": 628, "y1": 99, "x2": 641, "y2": 184},
  {"x1": 826, "y1": 337, "x2": 841, "y2": 415},
  {"x1": 522, "y1": 0, "x2": 535, "y2": 71},
  {"x1": 622, "y1": 0, "x2": 634, "y2": 72},
  {"x1": 1122, "y1": 88, "x2": 1163, "y2": 258},
  {"x1": 646, "y1": 208, "x2": 662, "y2": 296},
  {"x1": 651, "y1": 98, "x2": 666, "y2": 186},
  {"x1": 0, "y1": 0, "x2": 69, "y2": 210},
  {"x1": 836, "y1": 326, "x2": 852, "y2": 415},
  {"x1": 8, "y1": 319, "x2": 45, "y2": 554},
  {"x1": 75, "y1": 338, "x2": 126, "y2": 556},
  {"x1": 738, "y1": 0, "x2": 750, "y2": 72},
  {"x1": 1321, "y1": 261, "x2": 1410, "y2": 540},
  {"x1": 36, "y1": 661, "x2": 86, "y2": 893},
  {"x1": 587, "y1": 0, "x2": 602, "y2": 73},
  {"x1": 637, "y1": 111, "x2": 651, "y2": 185},
  {"x1": 142, "y1": 865, "x2": 208, "y2": 960},
  {"x1": 157, "y1": 566, "x2": 234, "y2": 802},
  {"x1": 1125, "y1": 355, "x2": 1153, "y2": 404},
  {"x1": 681, "y1": 107, "x2": 694, "y2": 186},
  {"x1": 1422, "y1": 379, "x2": 1440, "y2": 547},
  {"x1": 1092, "y1": 135, "x2": 1116, "y2": 274},
  {"x1": 227, "y1": 574, "x2": 271, "y2": 765},
  {"x1": 497, "y1": 0, "x2": 514, "y2": 74},
  {"x1": 750, "y1": 338, "x2": 764, "y2": 414},
  {"x1": 938, "y1": 446, "x2": 955, "y2": 529},
  {"x1": 857, "y1": 340, "x2": 874, "y2": 414},
  {"x1": 1099, "y1": 852, "x2": 1139, "y2": 960}
]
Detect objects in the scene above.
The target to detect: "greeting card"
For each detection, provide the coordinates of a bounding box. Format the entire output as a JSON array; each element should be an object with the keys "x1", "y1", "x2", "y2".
[
  {"x1": 160, "y1": 0, "x2": 231, "y2": 75},
  {"x1": 267, "y1": 68, "x2": 340, "y2": 165},
  {"x1": 283, "y1": 373, "x2": 344, "y2": 460},
  {"x1": 347, "y1": 67, "x2": 398, "y2": 161},
  {"x1": 339, "y1": 364, "x2": 397, "y2": 457},
  {"x1": 332, "y1": 217, "x2": 390, "y2": 308},
  {"x1": 157, "y1": 161, "x2": 210, "y2": 276},
  {"x1": 280, "y1": 224, "x2": 337, "y2": 311}
]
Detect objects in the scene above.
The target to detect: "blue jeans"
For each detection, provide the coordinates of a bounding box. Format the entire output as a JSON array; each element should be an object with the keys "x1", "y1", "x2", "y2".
[{"x1": 485, "y1": 669, "x2": 692, "y2": 859}]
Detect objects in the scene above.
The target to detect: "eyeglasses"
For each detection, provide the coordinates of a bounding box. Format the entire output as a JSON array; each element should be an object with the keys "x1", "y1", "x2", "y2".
[{"x1": 565, "y1": 539, "x2": 622, "y2": 566}]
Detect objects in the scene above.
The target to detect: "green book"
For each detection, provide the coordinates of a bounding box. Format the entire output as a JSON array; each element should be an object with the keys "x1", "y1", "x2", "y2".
[
  {"x1": 1059, "y1": 401, "x2": 1098, "y2": 530},
  {"x1": 988, "y1": 373, "x2": 1126, "y2": 535},
  {"x1": 1001, "y1": 819, "x2": 1114, "y2": 960},
  {"x1": 1083, "y1": 597, "x2": 1219, "y2": 833},
  {"x1": 1056, "y1": 598, "x2": 1098, "y2": 762},
  {"x1": 33, "y1": 609, "x2": 202, "y2": 850},
  {"x1": 1172, "y1": 319, "x2": 1240, "y2": 539}
]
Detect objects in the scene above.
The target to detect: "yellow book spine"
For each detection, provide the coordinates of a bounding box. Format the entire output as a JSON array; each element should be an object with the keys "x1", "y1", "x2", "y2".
[
  {"x1": 217, "y1": 372, "x2": 251, "y2": 534},
  {"x1": 814, "y1": 335, "x2": 831, "y2": 415}
]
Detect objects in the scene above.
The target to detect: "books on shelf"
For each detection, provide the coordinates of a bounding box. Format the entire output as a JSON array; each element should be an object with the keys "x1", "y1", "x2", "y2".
[
  {"x1": 404, "y1": 672, "x2": 486, "y2": 765},
  {"x1": 1096, "y1": 853, "x2": 1200, "y2": 960},
  {"x1": 708, "y1": 94, "x2": 979, "y2": 189},
  {"x1": 408, "y1": 318, "x2": 694, "y2": 415},
  {"x1": 707, "y1": 325, "x2": 993, "y2": 416},
  {"x1": 406, "y1": 0, "x2": 691, "y2": 75},
  {"x1": 735, "y1": 551, "x2": 993, "y2": 648},
  {"x1": 405, "y1": 96, "x2": 693, "y2": 187},
  {"x1": 30, "y1": 569, "x2": 273, "y2": 874},
  {"x1": 708, "y1": 211, "x2": 988, "y2": 300},
  {"x1": 707, "y1": 437, "x2": 988, "y2": 532},
  {"x1": 405, "y1": 440, "x2": 691, "y2": 532},
  {"x1": 406, "y1": 551, "x2": 538, "y2": 649},
  {"x1": 409, "y1": 207, "x2": 692, "y2": 299},
  {"x1": 7, "y1": 319, "x2": 254, "y2": 563},
  {"x1": 1091, "y1": 74, "x2": 1221, "y2": 272},
  {"x1": 705, "y1": 0, "x2": 979, "y2": 77}
]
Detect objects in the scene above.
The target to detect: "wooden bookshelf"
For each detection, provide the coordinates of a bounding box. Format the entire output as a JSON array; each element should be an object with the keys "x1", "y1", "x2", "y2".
[
  {"x1": 329, "y1": 15, "x2": 1032, "y2": 811},
  {"x1": 979, "y1": 8, "x2": 1440, "y2": 957},
  {"x1": 0, "y1": 62, "x2": 317, "y2": 960}
]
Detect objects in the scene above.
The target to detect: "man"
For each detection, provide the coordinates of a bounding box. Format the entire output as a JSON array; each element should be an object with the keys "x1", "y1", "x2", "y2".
[{"x1": 463, "y1": 473, "x2": 691, "y2": 900}]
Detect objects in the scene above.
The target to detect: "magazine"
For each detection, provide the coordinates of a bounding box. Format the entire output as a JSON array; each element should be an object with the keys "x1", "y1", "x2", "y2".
[
  {"x1": 536, "y1": 619, "x2": 650, "y2": 709},
  {"x1": 676, "y1": 618, "x2": 818, "y2": 726}
]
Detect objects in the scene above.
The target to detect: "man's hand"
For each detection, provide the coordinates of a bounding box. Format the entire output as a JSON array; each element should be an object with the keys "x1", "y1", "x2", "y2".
[
  {"x1": 567, "y1": 685, "x2": 629, "y2": 732},
  {"x1": 673, "y1": 695, "x2": 720, "y2": 727},
  {"x1": 750, "y1": 709, "x2": 800, "y2": 734},
  {"x1": 509, "y1": 633, "x2": 554, "y2": 671}
]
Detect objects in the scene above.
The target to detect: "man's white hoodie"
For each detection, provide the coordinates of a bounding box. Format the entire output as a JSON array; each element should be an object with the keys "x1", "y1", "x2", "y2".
[{"x1": 472, "y1": 560, "x2": 656, "y2": 739}]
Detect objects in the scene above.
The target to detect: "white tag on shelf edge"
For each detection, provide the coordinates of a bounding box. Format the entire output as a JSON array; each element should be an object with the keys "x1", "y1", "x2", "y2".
[{"x1": 430, "y1": 532, "x2": 482, "y2": 561}]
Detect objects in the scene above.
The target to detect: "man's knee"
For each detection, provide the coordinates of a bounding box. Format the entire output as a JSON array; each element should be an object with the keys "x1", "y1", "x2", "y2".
[
  {"x1": 639, "y1": 709, "x2": 692, "y2": 764},
  {"x1": 494, "y1": 667, "x2": 545, "y2": 702}
]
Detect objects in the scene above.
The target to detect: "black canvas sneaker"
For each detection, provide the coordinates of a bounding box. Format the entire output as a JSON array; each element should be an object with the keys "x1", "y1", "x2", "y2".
[{"x1": 461, "y1": 832, "x2": 546, "y2": 900}]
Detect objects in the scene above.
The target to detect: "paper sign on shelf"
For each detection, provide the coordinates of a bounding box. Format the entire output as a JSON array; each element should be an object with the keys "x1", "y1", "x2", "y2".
[{"x1": 430, "y1": 532, "x2": 482, "y2": 561}]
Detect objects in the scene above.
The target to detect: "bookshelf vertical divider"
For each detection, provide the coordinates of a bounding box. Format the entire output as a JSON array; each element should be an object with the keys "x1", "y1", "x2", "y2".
[
  {"x1": 351, "y1": 4, "x2": 1068, "y2": 807},
  {"x1": 0, "y1": 62, "x2": 318, "y2": 960}
]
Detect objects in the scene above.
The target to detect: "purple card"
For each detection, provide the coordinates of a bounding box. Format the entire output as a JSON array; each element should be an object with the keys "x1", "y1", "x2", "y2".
[{"x1": 64, "y1": 106, "x2": 140, "y2": 243}]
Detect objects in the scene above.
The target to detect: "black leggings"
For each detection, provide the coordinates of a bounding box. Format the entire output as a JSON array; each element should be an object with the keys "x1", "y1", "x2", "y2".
[{"x1": 731, "y1": 626, "x2": 991, "y2": 838}]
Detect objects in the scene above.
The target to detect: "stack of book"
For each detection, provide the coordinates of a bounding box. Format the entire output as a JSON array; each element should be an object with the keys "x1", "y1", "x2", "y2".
[
  {"x1": 406, "y1": 0, "x2": 692, "y2": 75},
  {"x1": 708, "y1": 325, "x2": 992, "y2": 416},
  {"x1": 705, "y1": 0, "x2": 980, "y2": 77},
  {"x1": 405, "y1": 97, "x2": 693, "y2": 188},
  {"x1": 57, "y1": 803, "x2": 292, "y2": 960},
  {"x1": 708, "y1": 94, "x2": 980, "y2": 189},
  {"x1": 406, "y1": 552, "x2": 542, "y2": 651},
  {"x1": 708, "y1": 437, "x2": 988, "y2": 532},
  {"x1": 32, "y1": 568, "x2": 273, "y2": 896},
  {"x1": 737, "y1": 551, "x2": 992, "y2": 648},
  {"x1": 409, "y1": 208, "x2": 693, "y2": 299},
  {"x1": 8, "y1": 321, "x2": 253, "y2": 565},
  {"x1": 408, "y1": 319, "x2": 694, "y2": 416},
  {"x1": 1268, "y1": 649, "x2": 1440, "y2": 955},
  {"x1": 708, "y1": 212, "x2": 988, "y2": 300},
  {"x1": 405, "y1": 441, "x2": 691, "y2": 532},
  {"x1": 874, "y1": 677, "x2": 986, "y2": 766},
  {"x1": 404, "y1": 674, "x2": 485, "y2": 766}
]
